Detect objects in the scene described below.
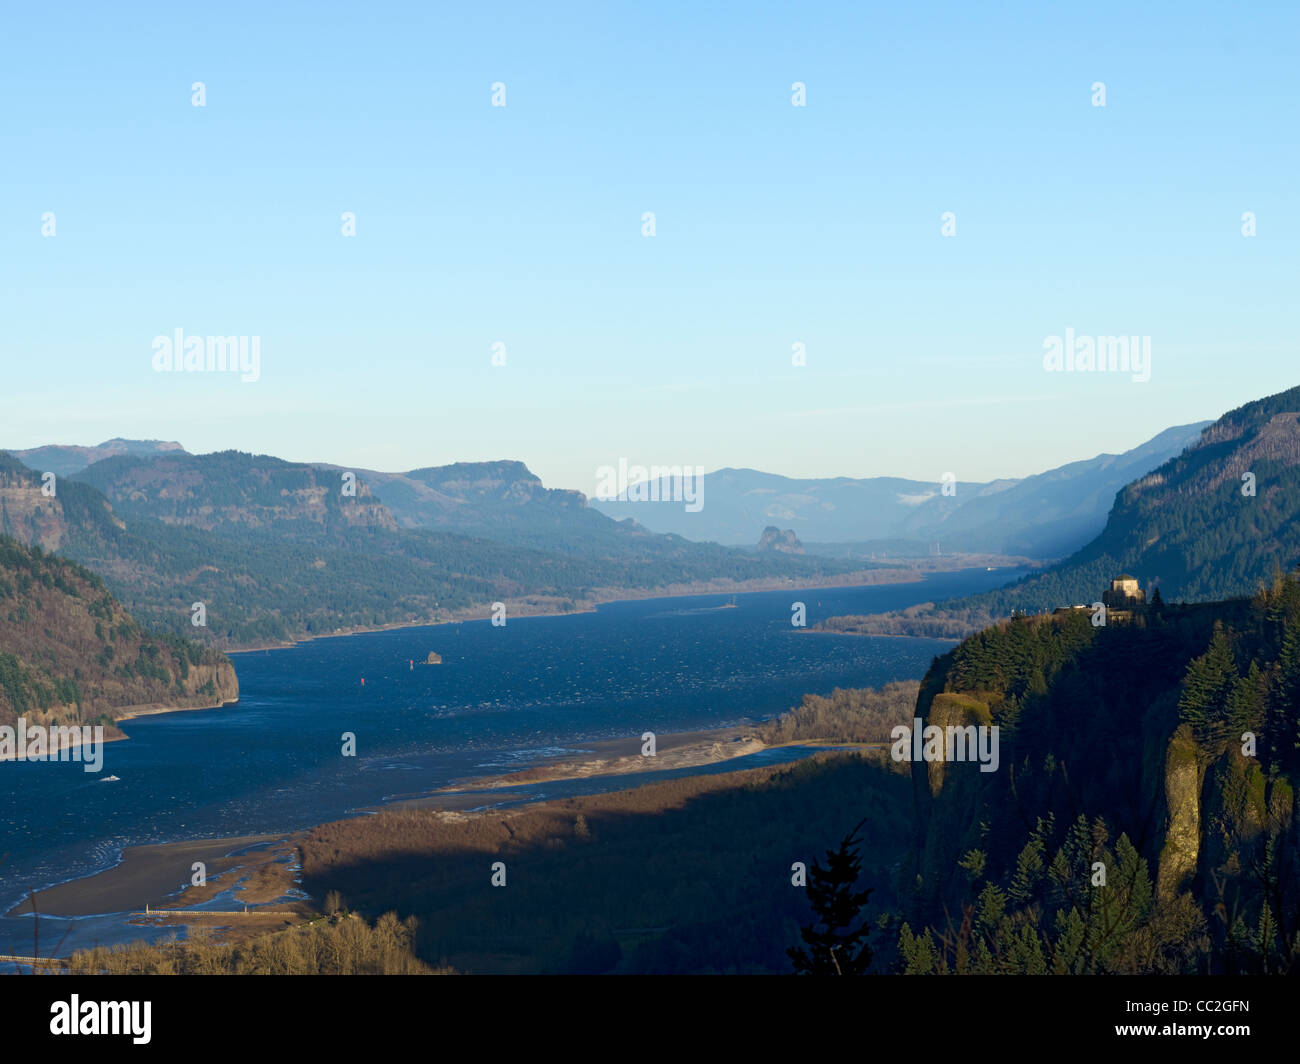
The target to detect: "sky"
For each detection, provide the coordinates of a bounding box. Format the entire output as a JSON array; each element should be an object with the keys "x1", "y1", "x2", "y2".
[{"x1": 2, "y1": 1, "x2": 1297, "y2": 497}]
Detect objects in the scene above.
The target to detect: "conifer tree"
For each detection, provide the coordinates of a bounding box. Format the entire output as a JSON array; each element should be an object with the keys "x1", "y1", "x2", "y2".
[
  {"x1": 1178, "y1": 624, "x2": 1239, "y2": 744},
  {"x1": 789, "y1": 819, "x2": 874, "y2": 975}
]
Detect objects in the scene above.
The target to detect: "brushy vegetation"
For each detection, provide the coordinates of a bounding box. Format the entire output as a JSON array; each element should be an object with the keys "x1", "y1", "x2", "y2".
[
  {"x1": 758, "y1": 681, "x2": 919, "y2": 745},
  {"x1": 816, "y1": 603, "x2": 994, "y2": 640},
  {"x1": 63, "y1": 912, "x2": 446, "y2": 975},
  {"x1": 300, "y1": 752, "x2": 911, "y2": 974}
]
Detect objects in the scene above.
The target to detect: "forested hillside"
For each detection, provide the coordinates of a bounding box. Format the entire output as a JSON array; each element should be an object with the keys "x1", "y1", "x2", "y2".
[
  {"x1": 0, "y1": 450, "x2": 870, "y2": 648},
  {"x1": 896, "y1": 576, "x2": 1300, "y2": 974},
  {"x1": 0, "y1": 535, "x2": 236, "y2": 730}
]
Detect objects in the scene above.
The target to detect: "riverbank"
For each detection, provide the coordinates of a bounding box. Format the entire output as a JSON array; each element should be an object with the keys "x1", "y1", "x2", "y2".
[
  {"x1": 219, "y1": 558, "x2": 1030, "y2": 654},
  {"x1": 397, "y1": 726, "x2": 768, "y2": 800},
  {"x1": 111, "y1": 697, "x2": 240, "y2": 726},
  {"x1": 0, "y1": 696, "x2": 240, "y2": 763},
  {"x1": 4, "y1": 720, "x2": 850, "y2": 925},
  {"x1": 5, "y1": 833, "x2": 295, "y2": 919}
]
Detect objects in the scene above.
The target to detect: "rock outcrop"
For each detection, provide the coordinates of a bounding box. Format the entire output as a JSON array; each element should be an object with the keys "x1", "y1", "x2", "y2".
[{"x1": 756, "y1": 526, "x2": 803, "y2": 554}]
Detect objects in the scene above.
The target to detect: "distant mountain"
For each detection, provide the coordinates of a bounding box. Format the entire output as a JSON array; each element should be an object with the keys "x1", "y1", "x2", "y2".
[
  {"x1": 329, "y1": 460, "x2": 633, "y2": 554},
  {"x1": 896, "y1": 422, "x2": 1210, "y2": 557},
  {"x1": 0, "y1": 450, "x2": 870, "y2": 648},
  {"x1": 831, "y1": 385, "x2": 1300, "y2": 638},
  {"x1": 963, "y1": 387, "x2": 1300, "y2": 615},
  {"x1": 592, "y1": 468, "x2": 977, "y2": 546},
  {"x1": 73, "y1": 451, "x2": 867, "y2": 575},
  {"x1": 0, "y1": 534, "x2": 236, "y2": 731},
  {"x1": 6, "y1": 438, "x2": 186, "y2": 478},
  {"x1": 589, "y1": 423, "x2": 1209, "y2": 558},
  {"x1": 74, "y1": 450, "x2": 399, "y2": 537}
]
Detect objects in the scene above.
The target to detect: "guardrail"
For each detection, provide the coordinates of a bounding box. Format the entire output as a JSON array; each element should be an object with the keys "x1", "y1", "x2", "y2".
[{"x1": 0, "y1": 954, "x2": 68, "y2": 966}]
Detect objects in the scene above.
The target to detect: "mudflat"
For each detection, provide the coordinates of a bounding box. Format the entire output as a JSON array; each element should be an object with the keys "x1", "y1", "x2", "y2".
[{"x1": 6, "y1": 834, "x2": 290, "y2": 918}]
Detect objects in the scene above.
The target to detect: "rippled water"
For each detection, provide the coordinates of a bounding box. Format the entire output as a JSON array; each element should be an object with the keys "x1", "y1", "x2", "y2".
[{"x1": 0, "y1": 568, "x2": 1020, "y2": 953}]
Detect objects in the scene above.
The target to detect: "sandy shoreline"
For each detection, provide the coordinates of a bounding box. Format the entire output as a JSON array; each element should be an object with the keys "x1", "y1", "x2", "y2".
[
  {"x1": 418, "y1": 726, "x2": 766, "y2": 795},
  {"x1": 6, "y1": 834, "x2": 292, "y2": 919}
]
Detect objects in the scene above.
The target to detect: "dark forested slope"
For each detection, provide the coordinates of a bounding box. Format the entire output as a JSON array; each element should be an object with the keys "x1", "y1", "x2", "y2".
[
  {"x1": 0, "y1": 534, "x2": 236, "y2": 730},
  {"x1": 898, "y1": 577, "x2": 1300, "y2": 974}
]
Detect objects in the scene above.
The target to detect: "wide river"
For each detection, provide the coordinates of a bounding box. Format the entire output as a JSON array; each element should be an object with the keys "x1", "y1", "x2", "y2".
[{"x1": 0, "y1": 567, "x2": 1020, "y2": 955}]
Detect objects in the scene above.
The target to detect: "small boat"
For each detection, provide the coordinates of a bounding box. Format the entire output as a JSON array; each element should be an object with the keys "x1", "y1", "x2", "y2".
[{"x1": 101, "y1": 775, "x2": 120, "y2": 782}]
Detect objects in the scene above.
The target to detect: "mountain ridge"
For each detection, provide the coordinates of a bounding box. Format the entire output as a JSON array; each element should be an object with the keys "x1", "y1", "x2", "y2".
[
  {"x1": 824, "y1": 384, "x2": 1300, "y2": 639},
  {"x1": 589, "y1": 422, "x2": 1209, "y2": 556},
  {"x1": 0, "y1": 450, "x2": 874, "y2": 649}
]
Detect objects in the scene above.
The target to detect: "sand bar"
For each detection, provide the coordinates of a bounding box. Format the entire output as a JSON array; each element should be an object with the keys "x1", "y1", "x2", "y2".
[{"x1": 6, "y1": 833, "x2": 289, "y2": 918}]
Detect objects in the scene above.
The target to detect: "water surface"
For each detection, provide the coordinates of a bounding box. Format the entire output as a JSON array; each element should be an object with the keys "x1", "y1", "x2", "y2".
[{"x1": 0, "y1": 568, "x2": 1020, "y2": 953}]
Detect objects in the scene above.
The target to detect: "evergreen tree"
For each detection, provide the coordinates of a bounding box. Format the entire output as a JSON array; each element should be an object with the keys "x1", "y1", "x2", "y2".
[
  {"x1": 789, "y1": 819, "x2": 874, "y2": 975},
  {"x1": 1178, "y1": 623, "x2": 1239, "y2": 745}
]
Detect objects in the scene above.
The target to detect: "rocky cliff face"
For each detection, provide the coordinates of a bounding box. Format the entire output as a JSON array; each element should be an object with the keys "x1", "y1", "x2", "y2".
[
  {"x1": 0, "y1": 474, "x2": 68, "y2": 551},
  {"x1": 113, "y1": 659, "x2": 240, "y2": 716},
  {"x1": 1156, "y1": 725, "x2": 1201, "y2": 899},
  {"x1": 0, "y1": 453, "x2": 131, "y2": 552},
  {"x1": 371, "y1": 459, "x2": 590, "y2": 532},
  {"x1": 407, "y1": 460, "x2": 575, "y2": 505}
]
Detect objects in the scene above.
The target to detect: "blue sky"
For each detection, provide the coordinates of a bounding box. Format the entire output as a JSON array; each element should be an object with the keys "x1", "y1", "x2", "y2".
[{"x1": 2, "y1": 1, "x2": 1297, "y2": 495}]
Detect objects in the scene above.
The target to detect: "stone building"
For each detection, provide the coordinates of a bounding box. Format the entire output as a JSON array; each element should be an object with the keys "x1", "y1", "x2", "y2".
[{"x1": 1102, "y1": 574, "x2": 1146, "y2": 610}]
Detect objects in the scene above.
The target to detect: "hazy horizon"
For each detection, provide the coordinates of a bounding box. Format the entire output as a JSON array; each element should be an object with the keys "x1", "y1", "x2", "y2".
[
  {"x1": 5, "y1": 1, "x2": 1297, "y2": 493},
  {"x1": 6, "y1": 410, "x2": 1219, "y2": 494}
]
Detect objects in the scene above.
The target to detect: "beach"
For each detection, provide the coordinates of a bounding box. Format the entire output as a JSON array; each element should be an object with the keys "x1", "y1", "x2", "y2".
[{"x1": 5, "y1": 834, "x2": 293, "y2": 918}]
